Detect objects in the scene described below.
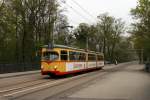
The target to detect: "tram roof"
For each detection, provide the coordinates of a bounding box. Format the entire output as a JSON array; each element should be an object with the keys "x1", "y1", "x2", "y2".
[{"x1": 42, "y1": 44, "x2": 103, "y2": 54}]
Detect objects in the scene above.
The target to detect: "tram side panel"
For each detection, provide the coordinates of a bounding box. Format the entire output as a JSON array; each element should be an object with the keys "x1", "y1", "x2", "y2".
[
  {"x1": 87, "y1": 54, "x2": 97, "y2": 69},
  {"x1": 65, "y1": 50, "x2": 87, "y2": 72},
  {"x1": 87, "y1": 61, "x2": 97, "y2": 69},
  {"x1": 96, "y1": 54, "x2": 104, "y2": 68},
  {"x1": 97, "y1": 61, "x2": 104, "y2": 68},
  {"x1": 66, "y1": 62, "x2": 86, "y2": 72}
]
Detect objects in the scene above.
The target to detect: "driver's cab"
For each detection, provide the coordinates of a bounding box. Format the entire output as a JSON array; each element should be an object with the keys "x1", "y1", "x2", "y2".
[{"x1": 41, "y1": 47, "x2": 67, "y2": 75}]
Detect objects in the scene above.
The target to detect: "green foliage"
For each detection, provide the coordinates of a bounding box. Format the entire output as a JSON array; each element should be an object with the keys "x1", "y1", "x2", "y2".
[
  {"x1": 73, "y1": 13, "x2": 133, "y2": 63},
  {"x1": 131, "y1": 0, "x2": 150, "y2": 61},
  {"x1": 0, "y1": 0, "x2": 69, "y2": 63},
  {"x1": 73, "y1": 23, "x2": 90, "y2": 48},
  {"x1": 0, "y1": 0, "x2": 136, "y2": 64}
]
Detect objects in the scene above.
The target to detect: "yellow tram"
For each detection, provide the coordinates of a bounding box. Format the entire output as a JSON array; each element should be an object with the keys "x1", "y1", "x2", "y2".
[{"x1": 41, "y1": 45, "x2": 104, "y2": 76}]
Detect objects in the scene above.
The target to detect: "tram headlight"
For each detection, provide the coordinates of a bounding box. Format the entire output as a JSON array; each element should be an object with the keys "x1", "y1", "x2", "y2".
[{"x1": 54, "y1": 65, "x2": 58, "y2": 70}]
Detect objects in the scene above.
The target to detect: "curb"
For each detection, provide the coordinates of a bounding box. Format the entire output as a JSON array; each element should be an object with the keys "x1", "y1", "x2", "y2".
[
  {"x1": 0, "y1": 70, "x2": 40, "y2": 79},
  {"x1": 0, "y1": 61, "x2": 137, "y2": 79}
]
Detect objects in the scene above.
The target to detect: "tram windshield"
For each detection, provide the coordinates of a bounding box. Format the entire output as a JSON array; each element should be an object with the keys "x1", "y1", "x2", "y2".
[{"x1": 42, "y1": 51, "x2": 59, "y2": 61}]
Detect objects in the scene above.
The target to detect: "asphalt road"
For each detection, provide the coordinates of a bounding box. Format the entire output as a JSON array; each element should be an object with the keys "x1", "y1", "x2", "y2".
[{"x1": 0, "y1": 62, "x2": 149, "y2": 100}]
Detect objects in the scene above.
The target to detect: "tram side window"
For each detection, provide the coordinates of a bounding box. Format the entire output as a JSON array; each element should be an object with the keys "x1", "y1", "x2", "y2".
[
  {"x1": 88, "y1": 54, "x2": 96, "y2": 61},
  {"x1": 69, "y1": 52, "x2": 86, "y2": 61},
  {"x1": 61, "y1": 50, "x2": 68, "y2": 61},
  {"x1": 69, "y1": 52, "x2": 75, "y2": 61},
  {"x1": 69, "y1": 52, "x2": 79, "y2": 61},
  {"x1": 79, "y1": 53, "x2": 86, "y2": 61},
  {"x1": 97, "y1": 55, "x2": 104, "y2": 61}
]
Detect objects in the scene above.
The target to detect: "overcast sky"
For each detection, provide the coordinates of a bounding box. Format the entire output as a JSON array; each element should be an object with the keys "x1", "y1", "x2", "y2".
[{"x1": 61, "y1": 0, "x2": 137, "y2": 27}]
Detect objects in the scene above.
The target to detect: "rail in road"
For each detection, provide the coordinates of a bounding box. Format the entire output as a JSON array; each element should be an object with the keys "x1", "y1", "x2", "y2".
[{"x1": 0, "y1": 62, "x2": 137, "y2": 100}]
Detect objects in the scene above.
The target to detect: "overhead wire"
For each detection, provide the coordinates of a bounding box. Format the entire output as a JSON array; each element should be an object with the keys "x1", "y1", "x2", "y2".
[
  {"x1": 71, "y1": 0, "x2": 95, "y2": 20},
  {"x1": 59, "y1": 0, "x2": 93, "y2": 23}
]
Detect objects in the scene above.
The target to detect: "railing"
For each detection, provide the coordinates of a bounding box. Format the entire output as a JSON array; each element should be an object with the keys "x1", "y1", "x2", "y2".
[{"x1": 0, "y1": 63, "x2": 40, "y2": 74}]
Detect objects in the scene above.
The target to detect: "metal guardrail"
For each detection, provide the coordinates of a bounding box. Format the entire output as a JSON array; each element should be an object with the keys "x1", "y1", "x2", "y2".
[{"x1": 0, "y1": 63, "x2": 40, "y2": 74}]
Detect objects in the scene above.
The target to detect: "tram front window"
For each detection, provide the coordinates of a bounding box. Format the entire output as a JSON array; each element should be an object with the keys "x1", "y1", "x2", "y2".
[{"x1": 42, "y1": 52, "x2": 59, "y2": 61}]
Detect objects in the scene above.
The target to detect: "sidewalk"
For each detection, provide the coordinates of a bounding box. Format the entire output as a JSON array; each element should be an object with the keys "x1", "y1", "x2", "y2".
[
  {"x1": 0, "y1": 62, "x2": 131, "y2": 79},
  {"x1": 0, "y1": 70, "x2": 40, "y2": 79},
  {"x1": 0, "y1": 65, "x2": 113, "y2": 79}
]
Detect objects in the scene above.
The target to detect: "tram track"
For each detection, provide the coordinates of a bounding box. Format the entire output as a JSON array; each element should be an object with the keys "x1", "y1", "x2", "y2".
[
  {"x1": 22, "y1": 63, "x2": 134, "y2": 100},
  {"x1": 0, "y1": 69, "x2": 101, "y2": 95},
  {"x1": 0, "y1": 77, "x2": 44, "y2": 89},
  {"x1": 0, "y1": 62, "x2": 132, "y2": 100},
  {"x1": 45, "y1": 63, "x2": 141, "y2": 100},
  {"x1": 0, "y1": 69, "x2": 105, "y2": 98},
  {"x1": 14, "y1": 64, "x2": 126, "y2": 100},
  {"x1": 0, "y1": 73, "x2": 43, "y2": 88},
  {"x1": 44, "y1": 66, "x2": 127, "y2": 100},
  {"x1": 0, "y1": 79, "x2": 55, "y2": 94}
]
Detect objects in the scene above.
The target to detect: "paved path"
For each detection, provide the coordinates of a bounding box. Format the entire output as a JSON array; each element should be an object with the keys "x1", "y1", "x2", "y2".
[{"x1": 69, "y1": 63, "x2": 150, "y2": 100}]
